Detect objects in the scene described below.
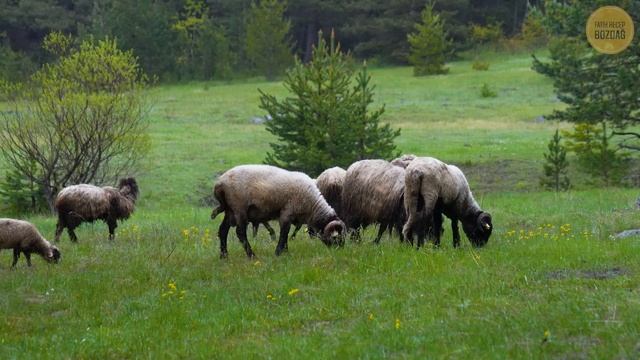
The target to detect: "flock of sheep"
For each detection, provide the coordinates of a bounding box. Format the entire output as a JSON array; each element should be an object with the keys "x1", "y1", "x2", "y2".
[
  {"x1": 0, "y1": 154, "x2": 493, "y2": 266},
  {"x1": 210, "y1": 155, "x2": 492, "y2": 258}
]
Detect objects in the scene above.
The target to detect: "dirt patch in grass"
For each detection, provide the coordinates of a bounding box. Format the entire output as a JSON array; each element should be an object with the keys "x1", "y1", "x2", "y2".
[
  {"x1": 547, "y1": 267, "x2": 628, "y2": 280},
  {"x1": 459, "y1": 159, "x2": 540, "y2": 193}
]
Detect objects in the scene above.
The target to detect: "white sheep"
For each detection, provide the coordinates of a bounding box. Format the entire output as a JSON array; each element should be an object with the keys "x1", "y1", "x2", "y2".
[
  {"x1": 0, "y1": 219, "x2": 61, "y2": 268},
  {"x1": 210, "y1": 165, "x2": 345, "y2": 258},
  {"x1": 402, "y1": 157, "x2": 492, "y2": 248}
]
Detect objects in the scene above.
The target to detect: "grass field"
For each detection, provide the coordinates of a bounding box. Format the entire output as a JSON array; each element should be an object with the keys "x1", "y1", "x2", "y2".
[{"x1": 1, "y1": 51, "x2": 640, "y2": 358}]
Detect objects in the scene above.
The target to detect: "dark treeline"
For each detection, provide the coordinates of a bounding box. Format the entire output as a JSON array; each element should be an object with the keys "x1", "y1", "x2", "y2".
[{"x1": 0, "y1": 0, "x2": 544, "y2": 81}]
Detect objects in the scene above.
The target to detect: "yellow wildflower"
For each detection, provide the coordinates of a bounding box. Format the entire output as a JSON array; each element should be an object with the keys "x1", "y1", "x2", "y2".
[
  {"x1": 288, "y1": 288, "x2": 300, "y2": 296},
  {"x1": 395, "y1": 318, "x2": 401, "y2": 329},
  {"x1": 368, "y1": 313, "x2": 374, "y2": 321}
]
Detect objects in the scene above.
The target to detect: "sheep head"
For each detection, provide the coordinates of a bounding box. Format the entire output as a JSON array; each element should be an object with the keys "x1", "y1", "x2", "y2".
[
  {"x1": 118, "y1": 177, "x2": 139, "y2": 201},
  {"x1": 321, "y1": 220, "x2": 345, "y2": 247},
  {"x1": 45, "y1": 246, "x2": 61, "y2": 264},
  {"x1": 463, "y1": 211, "x2": 492, "y2": 247}
]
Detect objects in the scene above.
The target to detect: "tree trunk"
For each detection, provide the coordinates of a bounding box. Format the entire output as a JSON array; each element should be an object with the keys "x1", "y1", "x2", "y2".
[{"x1": 304, "y1": 22, "x2": 315, "y2": 63}]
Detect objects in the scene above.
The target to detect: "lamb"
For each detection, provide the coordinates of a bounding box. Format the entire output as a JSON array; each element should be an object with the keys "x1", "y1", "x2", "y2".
[
  {"x1": 315, "y1": 167, "x2": 347, "y2": 217},
  {"x1": 54, "y1": 178, "x2": 139, "y2": 242},
  {"x1": 0, "y1": 219, "x2": 61, "y2": 268},
  {"x1": 402, "y1": 157, "x2": 492, "y2": 248},
  {"x1": 210, "y1": 165, "x2": 345, "y2": 258},
  {"x1": 341, "y1": 159, "x2": 416, "y2": 243}
]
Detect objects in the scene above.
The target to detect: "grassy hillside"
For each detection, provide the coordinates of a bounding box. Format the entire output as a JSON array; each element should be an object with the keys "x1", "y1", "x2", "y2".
[{"x1": 1, "y1": 52, "x2": 640, "y2": 359}]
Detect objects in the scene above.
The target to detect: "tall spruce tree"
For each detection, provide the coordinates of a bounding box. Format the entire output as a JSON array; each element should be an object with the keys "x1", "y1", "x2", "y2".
[
  {"x1": 541, "y1": 129, "x2": 571, "y2": 191},
  {"x1": 245, "y1": 0, "x2": 293, "y2": 80},
  {"x1": 407, "y1": 3, "x2": 450, "y2": 76},
  {"x1": 259, "y1": 31, "x2": 400, "y2": 176}
]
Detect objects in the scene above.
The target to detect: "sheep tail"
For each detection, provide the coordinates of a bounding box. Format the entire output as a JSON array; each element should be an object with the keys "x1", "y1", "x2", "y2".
[
  {"x1": 402, "y1": 169, "x2": 423, "y2": 241},
  {"x1": 211, "y1": 183, "x2": 227, "y2": 220}
]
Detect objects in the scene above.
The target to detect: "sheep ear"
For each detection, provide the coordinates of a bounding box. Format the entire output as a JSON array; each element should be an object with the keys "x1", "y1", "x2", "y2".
[{"x1": 477, "y1": 212, "x2": 492, "y2": 231}]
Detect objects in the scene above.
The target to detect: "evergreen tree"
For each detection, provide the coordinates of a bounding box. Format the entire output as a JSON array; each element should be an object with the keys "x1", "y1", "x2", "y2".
[
  {"x1": 259, "y1": 31, "x2": 400, "y2": 176},
  {"x1": 541, "y1": 129, "x2": 570, "y2": 192},
  {"x1": 245, "y1": 0, "x2": 294, "y2": 80},
  {"x1": 533, "y1": 1, "x2": 640, "y2": 151},
  {"x1": 407, "y1": 3, "x2": 450, "y2": 76},
  {"x1": 562, "y1": 123, "x2": 628, "y2": 186}
]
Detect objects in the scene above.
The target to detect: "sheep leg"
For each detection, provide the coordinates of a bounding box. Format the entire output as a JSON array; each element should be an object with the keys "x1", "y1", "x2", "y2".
[
  {"x1": 431, "y1": 210, "x2": 444, "y2": 247},
  {"x1": 11, "y1": 248, "x2": 20, "y2": 268},
  {"x1": 290, "y1": 224, "x2": 301, "y2": 239},
  {"x1": 218, "y1": 214, "x2": 231, "y2": 259},
  {"x1": 275, "y1": 222, "x2": 291, "y2": 256},
  {"x1": 263, "y1": 222, "x2": 277, "y2": 241},
  {"x1": 107, "y1": 220, "x2": 117, "y2": 241},
  {"x1": 235, "y1": 222, "x2": 255, "y2": 258},
  {"x1": 451, "y1": 218, "x2": 461, "y2": 248},
  {"x1": 54, "y1": 221, "x2": 64, "y2": 242},
  {"x1": 67, "y1": 227, "x2": 78, "y2": 242},
  {"x1": 374, "y1": 224, "x2": 386, "y2": 244},
  {"x1": 24, "y1": 252, "x2": 32, "y2": 267}
]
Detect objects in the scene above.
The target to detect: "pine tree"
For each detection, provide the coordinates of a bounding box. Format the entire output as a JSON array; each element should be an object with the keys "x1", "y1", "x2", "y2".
[
  {"x1": 541, "y1": 129, "x2": 570, "y2": 192},
  {"x1": 407, "y1": 3, "x2": 450, "y2": 76},
  {"x1": 245, "y1": 0, "x2": 293, "y2": 80},
  {"x1": 259, "y1": 31, "x2": 400, "y2": 176}
]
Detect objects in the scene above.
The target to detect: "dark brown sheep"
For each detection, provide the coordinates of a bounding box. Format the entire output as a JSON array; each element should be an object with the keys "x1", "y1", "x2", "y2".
[
  {"x1": 54, "y1": 178, "x2": 139, "y2": 242},
  {"x1": 210, "y1": 165, "x2": 345, "y2": 258},
  {"x1": 0, "y1": 219, "x2": 61, "y2": 268},
  {"x1": 403, "y1": 157, "x2": 492, "y2": 248}
]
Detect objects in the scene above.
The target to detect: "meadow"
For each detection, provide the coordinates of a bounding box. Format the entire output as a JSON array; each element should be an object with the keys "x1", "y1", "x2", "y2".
[{"x1": 1, "y1": 51, "x2": 640, "y2": 359}]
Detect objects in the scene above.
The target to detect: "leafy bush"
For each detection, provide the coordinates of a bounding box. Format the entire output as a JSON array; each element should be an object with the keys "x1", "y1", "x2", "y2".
[
  {"x1": 0, "y1": 36, "x2": 150, "y2": 211},
  {"x1": 521, "y1": 6, "x2": 548, "y2": 49},
  {"x1": 0, "y1": 36, "x2": 36, "y2": 83},
  {"x1": 472, "y1": 60, "x2": 490, "y2": 71},
  {"x1": 470, "y1": 23, "x2": 503, "y2": 48},
  {"x1": 0, "y1": 164, "x2": 48, "y2": 214},
  {"x1": 480, "y1": 83, "x2": 497, "y2": 98},
  {"x1": 562, "y1": 123, "x2": 629, "y2": 187},
  {"x1": 407, "y1": 3, "x2": 450, "y2": 76},
  {"x1": 260, "y1": 32, "x2": 400, "y2": 176}
]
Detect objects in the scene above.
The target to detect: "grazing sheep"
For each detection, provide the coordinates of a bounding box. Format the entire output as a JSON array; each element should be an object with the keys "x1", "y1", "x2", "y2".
[
  {"x1": 54, "y1": 178, "x2": 139, "y2": 242},
  {"x1": 210, "y1": 165, "x2": 345, "y2": 258},
  {"x1": 0, "y1": 219, "x2": 61, "y2": 268},
  {"x1": 391, "y1": 154, "x2": 417, "y2": 168},
  {"x1": 402, "y1": 157, "x2": 492, "y2": 248},
  {"x1": 341, "y1": 160, "x2": 418, "y2": 243},
  {"x1": 316, "y1": 167, "x2": 347, "y2": 217}
]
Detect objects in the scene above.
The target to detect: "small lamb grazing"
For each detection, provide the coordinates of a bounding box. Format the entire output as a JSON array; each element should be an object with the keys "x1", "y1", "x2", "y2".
[
  {"x1": 210, "y1": 165, "x2": 345, "y2": 258},
  {"x1": 54, "y1": 178, "x2": 139, "y2": 242},
  {"x1": 316, "y1": 167, "x2": 347, "y2": 217},
  {"x1": 341, "y1": 159, "x2": 416, "y2": 243},
  {"x1": 0, "y1": 219, "x2": 61, "y2": 268},
  {"x1": 402, "y1": 157, "x2": 492, "y2": 248}
]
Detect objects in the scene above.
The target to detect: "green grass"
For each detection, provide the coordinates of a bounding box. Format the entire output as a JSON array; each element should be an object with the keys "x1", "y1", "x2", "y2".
[{"x1": 2, "y1": 52, "x2": 640, "y2": 358}]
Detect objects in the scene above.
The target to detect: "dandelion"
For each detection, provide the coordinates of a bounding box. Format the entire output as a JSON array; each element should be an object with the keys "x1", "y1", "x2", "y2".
[
  {"x1": 288, "y1": 288, "x2": 300, "y2": 296},
  {"x1": 266, "y1": 293, "x2": 276, "y2": 301},
  {"x1": 368, "y1": 313, "x2": 374, "y2": 321},
  {"x1": 395, "y1": 318, "x2": 401, "y2": 329},
  {"x1": 542, "y1": 329, "x2": 550, "y2": 344}
]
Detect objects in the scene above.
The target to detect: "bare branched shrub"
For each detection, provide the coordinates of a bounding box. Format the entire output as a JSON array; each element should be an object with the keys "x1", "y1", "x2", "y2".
[{"x1": 0, "y1": 36, "x2": 150, "y2": 211}]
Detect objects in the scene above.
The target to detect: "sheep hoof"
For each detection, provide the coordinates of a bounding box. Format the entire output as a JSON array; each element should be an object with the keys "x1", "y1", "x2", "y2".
[{"x1": 219, "y1": 252, "x2": 228, "y2": 259}]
